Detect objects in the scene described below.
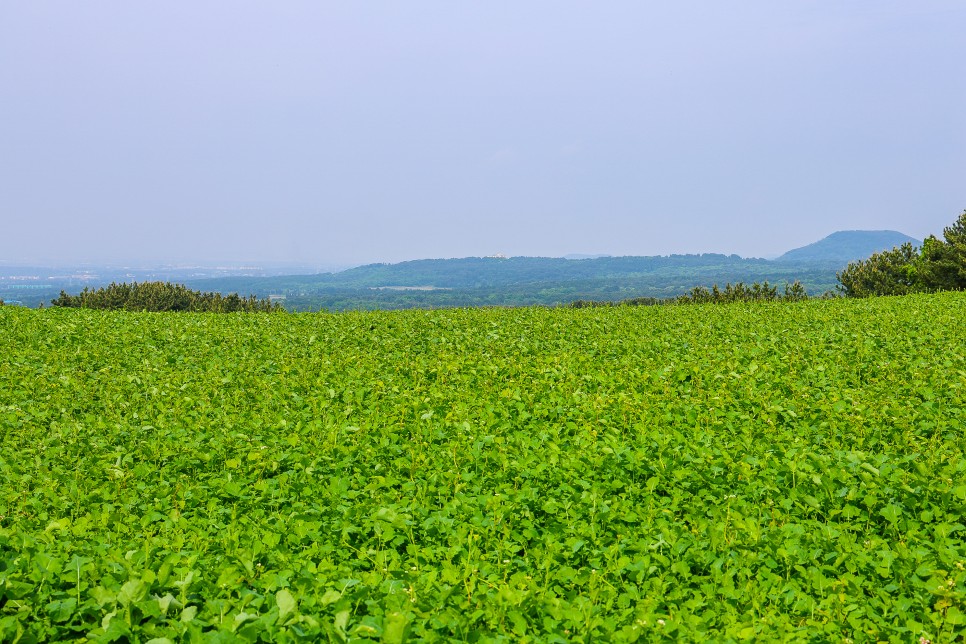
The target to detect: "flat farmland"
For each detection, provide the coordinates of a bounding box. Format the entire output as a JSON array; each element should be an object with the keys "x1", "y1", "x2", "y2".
[{"x1": 1, "y1": 294, "x2": 964, "y2": 642}]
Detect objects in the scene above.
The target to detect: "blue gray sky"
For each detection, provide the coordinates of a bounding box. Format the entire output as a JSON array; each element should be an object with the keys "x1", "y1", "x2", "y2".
[{"x1": 2, "y1": 2, "x2": 963, "y2": 266}]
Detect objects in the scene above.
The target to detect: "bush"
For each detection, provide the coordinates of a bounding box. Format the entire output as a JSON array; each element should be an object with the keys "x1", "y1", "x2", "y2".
[{"x1": 50, "y1": 281, "x2": 284, "y2": 313}]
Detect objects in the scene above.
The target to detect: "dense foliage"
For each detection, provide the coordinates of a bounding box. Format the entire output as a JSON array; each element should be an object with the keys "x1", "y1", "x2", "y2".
[
  {"x1": 570, "y1": 281, "x2": 810, "y2": 308},
  {"x1": 50, "y1": 281, "x2": 284, "y2": 313},
  {"x1": 837, "y1": 210, "x2": 966, "y2": 297},
  {"x1": 2, "y1": 295, "x2": 965, "y2": 641}
]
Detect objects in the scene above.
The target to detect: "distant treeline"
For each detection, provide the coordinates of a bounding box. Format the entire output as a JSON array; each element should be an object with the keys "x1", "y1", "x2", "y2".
[
  {"x1": 570, "y1": 280, "x2": 812, "y2": 308},
  {"x1": 837, "y1": 210, "x2": 966, "y2": 297},
  {"x1": 29, "y1": 211, "x2": 965, "y2": 313},
  {"x1": 50, "y1": 281, "x2": 283, "y2": 313},
  {"x1": 188, "y1": 252, "x2": 842, "y2": 312}
]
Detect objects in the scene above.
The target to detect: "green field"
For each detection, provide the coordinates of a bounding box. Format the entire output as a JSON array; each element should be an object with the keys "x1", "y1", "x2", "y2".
[{"x1": 1, "y1": 295, "x2": 965, "y2": 642}]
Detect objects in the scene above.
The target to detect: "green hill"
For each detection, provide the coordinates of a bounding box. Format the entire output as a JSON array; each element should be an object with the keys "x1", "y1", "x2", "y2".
[{"x1": 776, "y1": 230, "x2": 918, "y2": 263}]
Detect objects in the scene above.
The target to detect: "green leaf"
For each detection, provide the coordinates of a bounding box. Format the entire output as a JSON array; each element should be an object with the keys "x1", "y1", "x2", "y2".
[
  {"x1": 116, "y1": 579, "x2": 147, "y2": 607},
  {"x1": 180, "y1": 605, "x2": 198, "y2": 623},
  {"x1": 320, "y1": 589, "x2": 342, "y2": 605},
  {"x1": 157, "y1": 593, "x2": 179, "y2": 615},
  {"x1": 47, "y1": 598, "x2": 77, "y2": 623},
  {"x1": 880, "y1": 504, "x2": 902, "y2": 525},
  {"x1": 334, "y1": 609, "x2": 351, "y2": 636},
  {"x1": 383, "y1": 611, "x2": 409, "y2": 644},
  {"x1": 276, "y1": 588, "x2": 297, "y2": 619}
]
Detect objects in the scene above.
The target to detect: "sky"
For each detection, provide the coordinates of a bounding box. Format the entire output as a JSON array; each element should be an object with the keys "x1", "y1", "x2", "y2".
[{"x1": 1, "y1": 2, "x2": 964, "y2": 266}]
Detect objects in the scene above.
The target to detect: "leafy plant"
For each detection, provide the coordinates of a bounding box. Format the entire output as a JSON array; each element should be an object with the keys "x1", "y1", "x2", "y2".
[{"x1": 1, "y1": 294, "x2": 964, "y2": 641}]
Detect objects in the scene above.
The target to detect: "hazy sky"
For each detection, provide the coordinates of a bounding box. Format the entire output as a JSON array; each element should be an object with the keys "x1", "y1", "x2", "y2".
[{"x1": 2, "y1": 2, "x2": 964, "y2": 266}]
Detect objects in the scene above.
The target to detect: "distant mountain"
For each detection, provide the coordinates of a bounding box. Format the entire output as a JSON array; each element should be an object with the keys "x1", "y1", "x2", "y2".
[
  {"x1": 776, "y1": 230, "x2": 918, "y2": 263},
  {"x1": 186, "y1": 253, "x2": 844, "y2": 311},
  {"x1": 18, "y1": 232, "x2": 923, "y2": 311}
]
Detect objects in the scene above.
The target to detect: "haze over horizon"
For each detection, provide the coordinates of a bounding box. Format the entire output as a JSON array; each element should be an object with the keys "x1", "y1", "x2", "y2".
[{"x1": 2, "y1": 2, "x2": 963, "y2": 266}]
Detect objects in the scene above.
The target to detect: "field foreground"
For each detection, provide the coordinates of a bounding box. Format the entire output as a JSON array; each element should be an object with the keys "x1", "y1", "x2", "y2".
[{"x1": 1, "y1": 294, "x2": 965, "y2": 642}]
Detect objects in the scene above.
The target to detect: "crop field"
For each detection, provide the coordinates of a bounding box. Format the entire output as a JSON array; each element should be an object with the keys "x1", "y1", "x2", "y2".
[{"x1": 1, "y1": 294, "x2": 965, "y2": 642}]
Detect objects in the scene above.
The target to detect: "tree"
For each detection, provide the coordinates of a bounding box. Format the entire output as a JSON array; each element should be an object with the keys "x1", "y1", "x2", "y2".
[
  {"x1": 916, "y1": 210, "x2": 966, "y2": 291},
  {"x1": 783, "y1": 281, "x2": 808, "y2": 301},
  {"x1": 837, "y1": 210, "x2": 966, "y2": 297},
  {"x1": 836, "y1": 243, "x2": 921, "y2": 297}
]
